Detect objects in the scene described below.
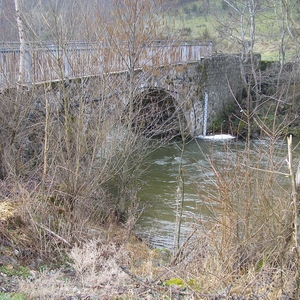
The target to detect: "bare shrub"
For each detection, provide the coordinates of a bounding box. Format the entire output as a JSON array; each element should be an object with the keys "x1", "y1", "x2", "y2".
[
  {"x1": 170, "y1": 135, "x2": 299, "y2": 298},
  {"x1": 0, "y1": 88, "x2": 44, "y2": 179},
  {"x1": 69, "y1": 239, "x2": 130, "y2": 288},
  {"x1": 18, "y1": 240, "x2": 131, "y2": 299},
  {"x1": 0, "y1": 75, "x2": 170, "y2": 258},
  {"x1": 18, "y1": 182, "x2": 111, "y2": 248},
  {"x1": 18, "y1": 269, "x2": 68, "y2": 300}
]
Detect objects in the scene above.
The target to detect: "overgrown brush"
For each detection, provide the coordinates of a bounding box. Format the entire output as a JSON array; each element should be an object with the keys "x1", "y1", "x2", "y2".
[
  {"x1": 18, "y1": 239, "x2": 131, "y2": 299},
  {"x1": 0, "y1": 76, "x2": 157, "y2": 261},
  {"x1": 168, "y1": 133, "x2": 300, "y2": 298}
]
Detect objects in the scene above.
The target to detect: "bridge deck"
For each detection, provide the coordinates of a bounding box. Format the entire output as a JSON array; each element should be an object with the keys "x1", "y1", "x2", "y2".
[{"x1": 0, "y1": 41, "x2": 212, "y2": 89}]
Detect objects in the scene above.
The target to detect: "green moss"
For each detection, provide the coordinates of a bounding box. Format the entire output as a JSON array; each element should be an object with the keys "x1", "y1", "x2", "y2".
[
  {"x1": 287, "y1": 126, "x2": 300, "y2": 137},
  {"x1": 164, "y1": 277, "x2": 185, "y2": 287},
  {"x1": 256, "y1": 258, "x2": 264, "y2": 272},
  {"x1": 187, "y1": 278, "x2": 201, "y2": 291},
  {"x1": 212, "y1": 116, "x2": 223, "y2": 131},
  {"x1": 198, "y1": 62, "x2": 209, "y2": 88},
  {"x1": 0, "y1": 265, "x2": 30, "y2": 279},
  {"x1": 260, "y1": 60, "x2": 277, "y2": 72}
]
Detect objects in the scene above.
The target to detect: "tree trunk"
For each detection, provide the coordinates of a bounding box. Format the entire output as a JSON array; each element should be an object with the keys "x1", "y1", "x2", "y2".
[{"x1": 14, "y1": 0, "x2": 26, "y2": 86}]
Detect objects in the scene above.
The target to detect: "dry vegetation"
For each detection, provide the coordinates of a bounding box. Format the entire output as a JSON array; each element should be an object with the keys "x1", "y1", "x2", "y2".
[
  {"x1": 1, "y1": 134, "x2": 300, "y2": 299},
  {"x1": 1, "y1": 86, "x2": 300, "y2": 299},
  {"x1": 1, "y1": 0, "x2": 300, "y2": 299}
]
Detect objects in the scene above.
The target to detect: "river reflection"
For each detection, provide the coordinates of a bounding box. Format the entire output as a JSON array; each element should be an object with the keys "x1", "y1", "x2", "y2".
[{"x1": 135, "y1": 137, "x2": 300, "y2": 249}]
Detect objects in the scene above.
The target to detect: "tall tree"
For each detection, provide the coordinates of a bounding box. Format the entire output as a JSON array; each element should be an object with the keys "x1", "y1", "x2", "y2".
[{"x1": 102, "y1": 0, "x2": 169, "y2": 125}]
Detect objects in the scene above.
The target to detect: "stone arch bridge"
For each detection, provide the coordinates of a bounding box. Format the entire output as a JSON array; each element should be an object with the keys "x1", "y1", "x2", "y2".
[
  {"x1": 126, "y1": 57, "x2": 244, "y2": 137},
  {"x1": 0, "y1": 42, "x2": 246, "y2": 137},
  {"x1": 59, "y1": 55, "x2": 244, "y2": 138}
]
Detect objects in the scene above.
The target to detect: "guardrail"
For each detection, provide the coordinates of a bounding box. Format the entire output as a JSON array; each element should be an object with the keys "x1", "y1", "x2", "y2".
[{"x1": 0, "y1": 41, "x2": 213, "y2": 89}]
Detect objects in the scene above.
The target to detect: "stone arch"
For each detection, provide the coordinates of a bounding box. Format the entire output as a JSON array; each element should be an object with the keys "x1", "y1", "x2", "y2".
[{"x1": 130, "y1": 87, "x2": 187, "y2": 138}]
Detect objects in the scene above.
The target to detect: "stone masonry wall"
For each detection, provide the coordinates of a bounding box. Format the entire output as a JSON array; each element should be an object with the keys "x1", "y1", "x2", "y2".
[
  {"x1": 129, "y1": 55, "x2": 244, "y2": 137},
  {"x1": 189, "y1": 55, "x2": 244, "y2": 136},
  {"x1": 21, "y1": 54, "x2": 245, "y2": 140}
]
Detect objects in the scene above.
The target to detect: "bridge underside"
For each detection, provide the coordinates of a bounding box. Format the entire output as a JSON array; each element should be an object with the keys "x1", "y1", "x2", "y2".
[{"x1": 130, "y1": 88, "x2": 184, "y2": 138}]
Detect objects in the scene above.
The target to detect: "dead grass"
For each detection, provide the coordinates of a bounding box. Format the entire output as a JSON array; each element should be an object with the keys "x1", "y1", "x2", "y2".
[
  {"x1": 1, "y1": 189, "x2": 298, "y2": 299},
  {"x1": 164, "y1": 233, "x2": 298, "y2": 299},
  {"x1": 18, "y1": 240, "x2": 132, "y2": 299},
  {"x1": 0, "y1": 201, "x2": 16, "y2": 222},
  {"x1": 1, "y1": 136, "x2": 299, "y2": 299},
  {"x1": 1, "y1": 132, "x2": 299, "y2": 299},
  {"x1": 69, "y1": 239, "x2": 130, "y2": 287}
]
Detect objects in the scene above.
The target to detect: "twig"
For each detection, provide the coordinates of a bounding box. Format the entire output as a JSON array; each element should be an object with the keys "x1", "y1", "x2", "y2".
[
  {"x1": 119, "y1": 264, "x2": 172, "y2": 287},
  {"x1": 296, "y1": 163, "x2": 300, "y2": 191},
  {"x1": 170, "y1": 229, "x2": 197, "y2": 266},
  {"x1": 119, "y1": 265, "x2": 146, "y2": 285},
  {"x1": 287, "y1": 135, "x2": 300, "y2": 256},
  {"x1": 35, "y1": 222, "x2": 72, "y2": 247},
  {"x1": 287, "y1": 135, "x2": 300, "y2": 300},
  {"x1": 241, "y1": 164, "x2": 289, "y2": 177},
  {"x1": 25, "y1": 205, "x2": 72, "y2": 247}
]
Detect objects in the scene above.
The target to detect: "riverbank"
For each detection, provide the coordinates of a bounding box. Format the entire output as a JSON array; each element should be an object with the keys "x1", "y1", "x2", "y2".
[
  {"x1": 0, "y1": 172, "x2": 298, "y2": 299},
  {"x1": 1, "y1": 118, "x2": 299, "y2": 299},
  {"x1": 1, "y1": 197, "x2": 174, "y2": 299}
]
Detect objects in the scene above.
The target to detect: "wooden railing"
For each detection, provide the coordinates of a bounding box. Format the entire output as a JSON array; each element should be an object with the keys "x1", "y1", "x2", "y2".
[{"x1": 0, "y1": 41, "x2": 213, "y2": 89}]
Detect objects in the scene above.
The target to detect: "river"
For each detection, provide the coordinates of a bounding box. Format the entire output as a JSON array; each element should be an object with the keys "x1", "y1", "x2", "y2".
[{"x1": 135, "y1": 136, "x2": 300, "y2": 249}]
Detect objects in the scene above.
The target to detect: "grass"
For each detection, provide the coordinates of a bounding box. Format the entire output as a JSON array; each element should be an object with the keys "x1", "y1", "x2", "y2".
[
  {"x1": 0, "y1": 1, "x2": 299, "y2": 298},
  {"x1": 0, "y1": 293, "x2": 26, "y2": 300},
  {"x1": 170, "y1": 0, "x2": 300, "y2": 61},
  {"x1": 0, "y1": 135, "x2": 299, "y2": 299},
  {"x1": 0, "y1": 266, "x2": 30, "y2": 279},
  {"x1": 171, "y1": 5, "x2": 219, "y2": 41}
]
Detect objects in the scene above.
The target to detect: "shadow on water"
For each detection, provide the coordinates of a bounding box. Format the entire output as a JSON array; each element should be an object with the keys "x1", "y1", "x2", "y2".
[{"x1": 135, "y1": 137, "x2": 300, "y2": 249}]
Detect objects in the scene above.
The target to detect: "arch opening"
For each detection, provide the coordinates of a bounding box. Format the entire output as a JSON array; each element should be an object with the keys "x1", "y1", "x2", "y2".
[{"x1": 130, "y1": 88, "x2": 185, "y2": 138}]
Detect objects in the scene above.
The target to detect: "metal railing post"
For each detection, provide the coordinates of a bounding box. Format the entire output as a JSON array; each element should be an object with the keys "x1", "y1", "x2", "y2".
[
  {"x1": 64, "y1": 44, "x2": 70, "y2": 78},
  {"x1": 24, "y1": 43, "x2": 31, "y2": 84}
]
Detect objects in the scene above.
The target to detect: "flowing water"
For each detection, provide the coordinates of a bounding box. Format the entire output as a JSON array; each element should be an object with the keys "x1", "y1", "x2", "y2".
[{"x1": 135, "y1": 137, "x2": 300, "y2": 249}]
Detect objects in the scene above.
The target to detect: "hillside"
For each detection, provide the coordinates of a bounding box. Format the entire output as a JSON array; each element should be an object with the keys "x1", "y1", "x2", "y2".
[{"x1": 171, "y1": 0, "x2": 300, "y2": 61}]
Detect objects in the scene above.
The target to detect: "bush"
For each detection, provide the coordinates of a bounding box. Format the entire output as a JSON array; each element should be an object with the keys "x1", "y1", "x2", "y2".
[{"x1": 170, "y1": 133, "x2": 299, "y2": 298}]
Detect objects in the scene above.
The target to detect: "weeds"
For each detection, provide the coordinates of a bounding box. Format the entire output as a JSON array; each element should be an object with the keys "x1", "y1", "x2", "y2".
[
  {"x1": 1, "y1": 84, "x2": 299, "y2": 298},
  {"x1": 165, "y1": 134, "x2": 300, "y2": 299},
  {"x1": 69, "y1": 239, "x2": 129, "y2": 288}
]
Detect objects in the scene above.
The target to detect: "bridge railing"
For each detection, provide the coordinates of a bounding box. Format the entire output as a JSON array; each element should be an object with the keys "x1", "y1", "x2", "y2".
[{"x1": 0, "y1": 41, "x2": 213, "y2": 89}]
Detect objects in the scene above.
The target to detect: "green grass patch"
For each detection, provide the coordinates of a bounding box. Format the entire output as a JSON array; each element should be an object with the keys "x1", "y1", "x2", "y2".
[
  {"x1": 0, "y1": 293, "x2": 26, "y2": 300},
  {"x1": 168, "y1": 0, "x2": 300, "y2": 61},
  {"x1": 0, "y1": 265, "x2": 30, "y2": 279}
]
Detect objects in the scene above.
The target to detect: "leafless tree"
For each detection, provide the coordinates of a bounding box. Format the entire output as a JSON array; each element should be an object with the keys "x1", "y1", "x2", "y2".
[
  {"x1": 14, "y1": 0, "x2": 27, "y2": 85},
  {"x1": 90, "y1": 0, "x2": 180, "y2": 215},
  {"x1": 0, "y1": 0, "x2": 183, "y2": 255}
]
